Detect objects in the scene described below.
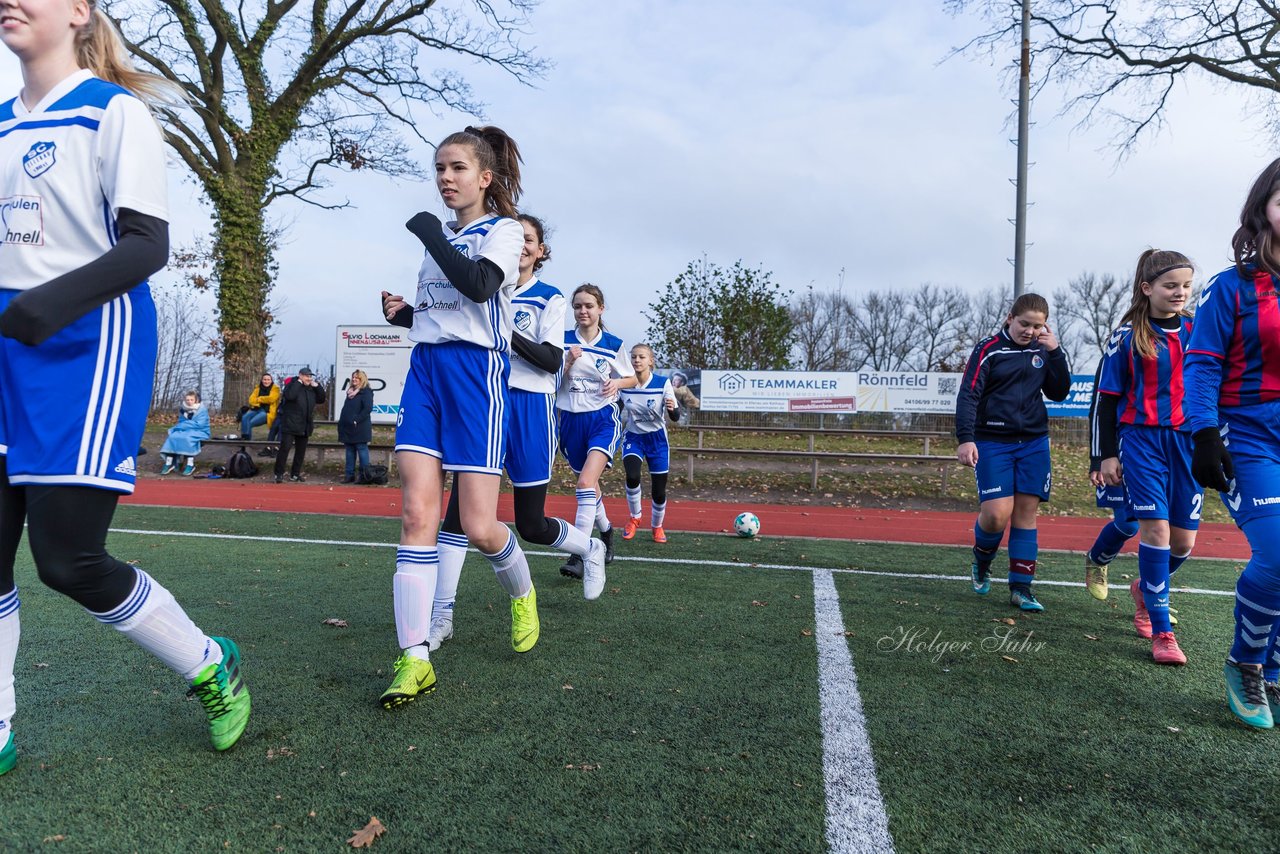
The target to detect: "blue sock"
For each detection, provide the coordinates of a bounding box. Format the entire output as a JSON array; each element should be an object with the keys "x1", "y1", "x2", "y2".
[
  {"x1": 1230, "y1": 571, "x2": 1280, "y2": 665},
  {"x1": 972, "y1": 521, "x2": 1002, "y2": 568},
  {"x1": 1007, "y1": 527, "x2": 1037, "y2": 589},
  {"x1": 1138, "y1": 543, "x2": 1172, "y2": 635},
  {"x1": 1231, "y1": 516, "x2": 1280, "y2": 665},
  {"x1": 1169, "y1": 551, "x2": 1190, "y2": 576},
  {"x1": 1264, "y1": 621, "x2": 1280, "y2": 684},
  {"x1": 1088, "y1": 515, "x2": 1137, "y2": 566}
]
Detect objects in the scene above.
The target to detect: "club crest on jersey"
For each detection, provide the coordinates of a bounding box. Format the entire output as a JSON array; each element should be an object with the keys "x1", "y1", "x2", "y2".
[
  {"x1": 1031, "y1": 355, "x2": 1044, "y2": 368},
  {"x1": 595, "y1": 357, "x2": 608, "y2": 374},
  {"x1": 22, "y1": 142, "x2": 56, "y2": 178},
  {"x1": 514, "y1": 310, "x2": 532, "y2": 331}
]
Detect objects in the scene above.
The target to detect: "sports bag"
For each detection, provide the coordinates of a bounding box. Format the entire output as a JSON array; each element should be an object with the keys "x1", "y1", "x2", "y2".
[
  {"x1": 359, "y1": 464, "x2": 389, "y2": 485},
  {"x1": 227, "y1": 446, "x2": 259, "y2": 479}
]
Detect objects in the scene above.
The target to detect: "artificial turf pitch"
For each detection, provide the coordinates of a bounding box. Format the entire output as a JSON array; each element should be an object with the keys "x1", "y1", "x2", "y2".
[{"x1": 1, "y1": 505, "x2": 1278, "y2": 852}]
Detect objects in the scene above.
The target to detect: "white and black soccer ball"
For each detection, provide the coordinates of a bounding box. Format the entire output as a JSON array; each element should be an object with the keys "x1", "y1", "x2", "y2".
[{"x1": 734, "y1": 511, "x2": 760, "y2": 538}]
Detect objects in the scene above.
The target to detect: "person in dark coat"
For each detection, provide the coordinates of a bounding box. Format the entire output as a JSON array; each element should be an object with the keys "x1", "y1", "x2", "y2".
[
  {"x1": 338, "y1": 369, "x2": 375, "y2": 483},
  {"x1": 274, "y1": 367, "x2": 327, "y2": 483}
]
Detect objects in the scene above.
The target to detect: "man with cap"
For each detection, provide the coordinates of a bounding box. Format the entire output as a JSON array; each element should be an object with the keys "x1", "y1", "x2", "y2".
[{"x1": 274, "y1": 367, "x2": 327, "y2": 483}]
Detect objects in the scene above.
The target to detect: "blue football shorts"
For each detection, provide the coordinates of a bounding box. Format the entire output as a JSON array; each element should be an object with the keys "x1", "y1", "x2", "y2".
[
  {"x1": 1218, "y1": 401, "x2": 1280, "y2": 528},
  {"x1": 621, "y1": 429, "x2": 670, "y2": 475},
  {"x1": 1117, "y1": 424, "x2": 1203, "y2": 529},
  {"x1": 506, "y1": 388, "x2": 555, "y2": 487},
  {"x1": 0, "y1": 286, "x2": 156, "y2": 494},
  {"x1": 558, "y1": 405, "x2": 622, "y2": 474},
  {"x1": 395, "y1": 341, "x2": 510, "y2": 475},
  {"x1": 974, "y1": 435, "x2": 1052, "y2": 502}
]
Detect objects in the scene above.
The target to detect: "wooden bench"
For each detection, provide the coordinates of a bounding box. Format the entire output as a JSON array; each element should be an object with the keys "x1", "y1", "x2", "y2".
[
  {"x1": 670, "y1": 446, "x2": 964, "y2": 492},
  {"x1": 203, "y1": 438, "x2": 396, "y2": 469}
]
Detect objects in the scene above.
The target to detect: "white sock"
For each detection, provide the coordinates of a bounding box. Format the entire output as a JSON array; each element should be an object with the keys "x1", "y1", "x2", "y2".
[
  {"x1": 652, "y1": 500, "x2": 667, "y2": 529},
  {"x1": 552, "y1": 519, "x2": 591, "y2": 557},
  {"x1": 575, "y1": 489, "x2": 596, "y2": 535},
  {"x1": 435, "y1": 532, "x2": 468, "y2": 618},
  {"x1": 626, "y1": 484, "x2": 642, "y2": 519},
  {"x1": 595, "y1": 497, "x2": 611, "y2": 533},
  {"x1": 0, "y1": 588, "x2": 19, "y2": 726},
  {"x1": 484, "y1": 530, "x2": 532, "y2": 599},
  {"x1": 91, "y1": 570, "x2": 219, "y2": 680},
  {"x1": 394, "y1": 546, "x2": 437, "y2": 661}
]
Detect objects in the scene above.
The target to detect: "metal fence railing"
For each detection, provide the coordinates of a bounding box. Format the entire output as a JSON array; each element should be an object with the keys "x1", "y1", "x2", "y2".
[{"x1": 684, "y1": 409, "x2": 1090, "y2": 446}]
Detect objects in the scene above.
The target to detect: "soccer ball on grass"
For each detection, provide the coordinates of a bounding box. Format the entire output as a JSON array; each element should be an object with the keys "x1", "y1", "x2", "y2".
[{"x1": 733, "y1": 512, "x2": 760, "y2": 538}]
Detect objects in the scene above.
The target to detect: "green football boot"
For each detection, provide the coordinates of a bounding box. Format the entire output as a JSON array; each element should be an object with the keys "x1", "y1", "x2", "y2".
[
  {"x1": 511, "y1": 585, "x2": 540, "y2": 653},
  {"x1": 188, "y1": 636, "x2": 251, "y2": 751},
  {"x1": 380, "y1": 653, "x2": 436, "y2": 710}
]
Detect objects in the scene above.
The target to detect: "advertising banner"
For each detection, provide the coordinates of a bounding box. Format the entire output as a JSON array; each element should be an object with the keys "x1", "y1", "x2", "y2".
[
  {"x1": 333, "y1": 326, "x2": 413, "y2": 424},
  {"x1": 855, "y1": 371, "x2": 963, "y2": 414},
  {"x1": 700, "y1": 371, "x2": 859, "y2": 413},
  {"x1": 1045, "y1": 374, "x2": 1095, "y2": 418}
]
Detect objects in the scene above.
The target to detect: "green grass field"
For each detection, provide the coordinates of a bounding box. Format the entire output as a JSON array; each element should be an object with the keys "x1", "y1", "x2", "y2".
[{"x1": 1, "y1": 506, "x2": 1276, "y2": 852}]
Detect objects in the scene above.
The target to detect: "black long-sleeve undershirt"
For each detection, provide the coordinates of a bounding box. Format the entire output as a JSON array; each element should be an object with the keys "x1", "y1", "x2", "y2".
[
  {"x1": 511, "y1": 333, "x2": 563, "y2": 374},
  {"x1": 0, "y1": 209, "x2": 168, "y2": 346},
  {"x1": 405, "y1": 211, "x2": 504, "y2": 304}
]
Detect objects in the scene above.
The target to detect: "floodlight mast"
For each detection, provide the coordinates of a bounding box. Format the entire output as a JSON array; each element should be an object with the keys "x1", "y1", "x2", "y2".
[{"x1": 1013, "y1": 0, "x2": 1031, "y2": 298}]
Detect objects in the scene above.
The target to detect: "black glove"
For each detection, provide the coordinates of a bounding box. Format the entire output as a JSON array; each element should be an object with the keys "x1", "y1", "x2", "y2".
[{"x1": 1191, "y1": 427, "x2": 1235, "y2": 492}]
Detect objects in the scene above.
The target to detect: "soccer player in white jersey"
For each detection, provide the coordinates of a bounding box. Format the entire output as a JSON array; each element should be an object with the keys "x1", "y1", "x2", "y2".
[
  {"x1": 377, "y1": 126, "x2": 539, "y2": 709},
  {"x1": 0, "y1": 0, "x2": 251, "y2": 773},
  {"x1": 556, "y1": 284, "x2": 638, "y2": 578},
  {"x1": 619, "y1": 345, "x2": 678, "y2": 543},
  {"x1": 429, "y1": 215, "x2": 607, "y2": 651}
]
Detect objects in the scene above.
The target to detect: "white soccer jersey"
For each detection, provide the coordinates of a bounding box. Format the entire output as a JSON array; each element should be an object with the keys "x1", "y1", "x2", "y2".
[
  {"x1": 620, "y1": 373, "x2": 676, "y2": 435},
  {"x1": 556, "y1": 327, "x2": 635, "y2": 413},
  {"x1": 409, "y1": 214, "x2": 522, "y2": 351},
  {"x1": 0, "y1": 70, "x2": 169, "y2": 290},
  {"x1": 508, "y1": 277, "x2": 566, "y2": 394}
]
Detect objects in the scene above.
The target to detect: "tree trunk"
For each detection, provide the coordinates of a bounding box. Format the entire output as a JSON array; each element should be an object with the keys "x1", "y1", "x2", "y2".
[{"x1": 213, "y1": 182, "x2": 275, "y2": 413}]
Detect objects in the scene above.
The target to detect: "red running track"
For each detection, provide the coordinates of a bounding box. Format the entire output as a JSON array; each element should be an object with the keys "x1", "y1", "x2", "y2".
[{"x1": 120, "y1": 477, "x2": 1252, "y2": 561}]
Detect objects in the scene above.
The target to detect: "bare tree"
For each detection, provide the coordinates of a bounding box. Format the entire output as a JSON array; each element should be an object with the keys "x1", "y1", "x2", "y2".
[
  {"x1": 1052, "y1": 271, "x2": 1129, "y2": 369},
  {"x1": 109, "y1": 0, "x2": 548, "y2": 407},
  {"x1": 851, "y1": 289, "x2": 914, "y2": 371},
  {"x1": 956, "y1": 285, "x2": 1011, "y2": 359},
  {"x1": 907, "y1": 283, "x2": 972, "y2": 371},
  {"x1": 791, "y1": 281, "x2": 858, "y2": 371},
  {"x1": 950, "y1": 1, "x2": 1280, "y2": 150},
  {"x1": 152, "y1": 282, "x2": 219, "y2": 412}
]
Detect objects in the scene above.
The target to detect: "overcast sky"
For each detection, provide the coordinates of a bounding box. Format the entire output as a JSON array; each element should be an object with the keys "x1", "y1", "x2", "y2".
[{"x1": 3, "y1": 1, "x2": 1274, "y2": 372}]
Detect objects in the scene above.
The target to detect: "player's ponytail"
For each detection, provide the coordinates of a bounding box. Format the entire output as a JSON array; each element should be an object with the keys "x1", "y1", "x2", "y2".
[
  {"x1": 76, "y1": 9, "x2": 188, "y2": 114},
  {"x1": 517, "y1": 214, "x2": 551, "y2": 272},
  {"x1": 1121, "y1": 248, "x2": 1193, "y2": 360},
  {"x1": 439, "y1": 126, "x2": 523, "y2": 220},
  {"x1": 1233, "y1": 158, "x2": 1280, "y2": 280}
]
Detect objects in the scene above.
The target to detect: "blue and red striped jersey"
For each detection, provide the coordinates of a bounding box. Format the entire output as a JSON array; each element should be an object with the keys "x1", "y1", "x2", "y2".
[
  {"x1": 1097, "y1": 317, "x2": 1192, "y2": 429},
  {"x1": 1185, "y1": 266, "x2": 1280, "y2": 432}
]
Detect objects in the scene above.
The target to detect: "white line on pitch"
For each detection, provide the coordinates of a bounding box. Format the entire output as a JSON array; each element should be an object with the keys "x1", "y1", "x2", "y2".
[
  {"x1": 812, "y1": 568, "x2": 895, "y2": 854},
  {"x1": 107, "y1": 528, "x2": 1237, "y2": 597}
]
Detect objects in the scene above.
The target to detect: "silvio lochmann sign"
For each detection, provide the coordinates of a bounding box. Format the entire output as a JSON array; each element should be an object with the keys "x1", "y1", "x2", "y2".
[
  {"x1": 700, "y1": 370, "x2": 963, "y2": 414},
  {"x1": 334, "y1": 326, "x2": 413, "y2": 424}
]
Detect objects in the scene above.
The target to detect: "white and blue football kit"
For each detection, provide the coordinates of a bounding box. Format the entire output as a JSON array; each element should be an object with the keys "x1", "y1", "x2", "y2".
[
  {"x1": 395, "y1": 214, "x2": 522, "y2": 474},
  {"x1": 0, "y1": 70, "x2": 166, "y2": 493},
  {"x1": 620, "y1": 373, "x2": 676, "y2": 475},
  {"x1": 505, "y1": 278, "x2": 564, "y2": 486},
  {"x1": 556, "y1": 328, "x2": 633, "y2": 473}
]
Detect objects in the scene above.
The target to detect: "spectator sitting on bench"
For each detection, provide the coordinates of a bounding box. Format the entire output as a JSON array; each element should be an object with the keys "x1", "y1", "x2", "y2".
[
  {"x1": 161, "y1": 391, "x2": 210, "y2": 476},
  {"x1": 240, "y1": 372, "x2": 280, "y2": 441}
]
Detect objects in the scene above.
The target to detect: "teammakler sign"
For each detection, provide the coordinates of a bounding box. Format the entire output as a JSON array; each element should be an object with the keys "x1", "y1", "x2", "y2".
[{"x1": 700, "y1": 370, "x2": 964, "y2": 414}]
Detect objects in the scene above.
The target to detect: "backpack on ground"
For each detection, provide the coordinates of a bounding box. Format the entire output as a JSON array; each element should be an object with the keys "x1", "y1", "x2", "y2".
[
  {"x1": 359, "y1": 464, "x2": 388, "y2": 485},
  {"x1": 227, "y1": 446, "x2": 259, "y2": 479}
]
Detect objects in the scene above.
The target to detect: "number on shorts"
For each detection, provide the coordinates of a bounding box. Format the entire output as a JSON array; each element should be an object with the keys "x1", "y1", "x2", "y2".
[{"x1": 1190, "y1": 493, "x2": 1203, "y2": 522}]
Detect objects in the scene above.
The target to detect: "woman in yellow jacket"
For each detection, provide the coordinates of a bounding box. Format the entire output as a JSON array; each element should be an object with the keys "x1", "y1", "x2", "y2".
[{"x1": 240, "y1": 372, "x2": 281, "y2": 441}]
